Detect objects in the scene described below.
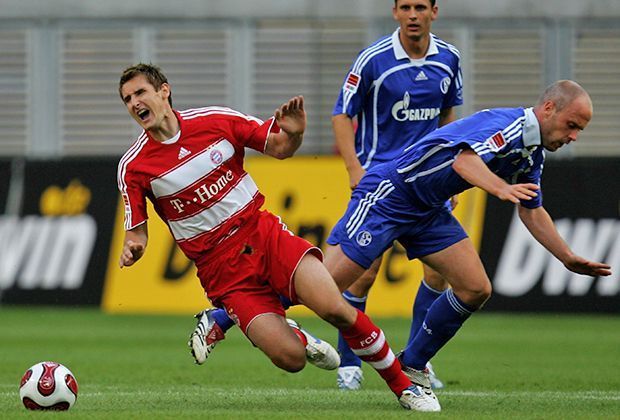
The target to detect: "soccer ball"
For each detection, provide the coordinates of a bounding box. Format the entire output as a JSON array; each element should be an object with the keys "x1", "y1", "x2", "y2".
[{"x1": 19, "y1": 361, "x2": 78, "y2": 410}]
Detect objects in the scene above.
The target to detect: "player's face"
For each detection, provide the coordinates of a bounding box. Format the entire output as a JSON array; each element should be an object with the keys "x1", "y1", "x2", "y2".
[
  {"x1": 540, "y1": 96, "x2": 592, "y2": 151},
  {"x1": 120, "y1": 74, "x2": 171, "y2": 132},
  {"x1": 393, "y1": 0, "x2": 437, "y2": 42}
]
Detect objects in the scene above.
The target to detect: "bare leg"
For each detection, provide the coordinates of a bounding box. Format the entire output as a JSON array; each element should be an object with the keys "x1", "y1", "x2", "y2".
[{"x1": 245, "y1": 313, "x2": 307, "y2": 372}]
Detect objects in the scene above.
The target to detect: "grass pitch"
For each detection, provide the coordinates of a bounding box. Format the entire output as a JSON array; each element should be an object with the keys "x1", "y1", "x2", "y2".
[{"x1": 1, "y1": 307, "x2": 619, "y2": 419}]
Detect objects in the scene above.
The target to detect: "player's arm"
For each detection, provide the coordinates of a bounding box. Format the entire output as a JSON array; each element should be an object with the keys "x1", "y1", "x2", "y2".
[
  {"x1": 265, "y1": 96, "x2": 306, "y2": 159},
  {"x1": 452, "y1": 149, "x2": 539, "y2": 203},
  {"x1": 332, "y1": 113, "x2": 365, "y2": 190},
  {"x1": 518, "y1": 206, "x2": 612, "y2": 277},
  {"x1": 119, "y1": 223, "x2": 148, "y2": 268},
  {"x1": 438, "y1": 107, "x2": 456, "y2": 128}
]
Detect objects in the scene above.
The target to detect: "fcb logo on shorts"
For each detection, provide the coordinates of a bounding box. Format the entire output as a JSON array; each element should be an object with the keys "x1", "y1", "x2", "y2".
[
  {"x1": 210, "y1": 149, "x2": 223, "y2": 165},
  {"x1": 344, "y1": 72, "x2": 361, "y2": 93},
  {"x1": 356, "y1": 231, "x2": 372, "y2": 247}
]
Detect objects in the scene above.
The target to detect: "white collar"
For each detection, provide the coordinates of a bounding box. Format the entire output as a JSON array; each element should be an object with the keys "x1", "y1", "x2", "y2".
[
  {"x1": 392, "y1": 28, "x2": 439, "y2": 62},
  {"x1": 162, "y1": 130, "x2": 181, "y2": 144},
  {"x1": 523, "y1": 107, "x2": 541, "y2": 147}
]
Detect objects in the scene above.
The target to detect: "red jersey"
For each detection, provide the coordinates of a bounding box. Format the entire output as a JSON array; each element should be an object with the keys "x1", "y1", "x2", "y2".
[{"x1": 117, "y1": 106, "x2": 280, "y2": 260}]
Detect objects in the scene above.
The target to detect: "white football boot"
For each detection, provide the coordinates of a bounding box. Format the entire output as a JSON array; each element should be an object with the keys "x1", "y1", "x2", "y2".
[
  {"x1": 398, "y1": 385, "x2": 441, "y2": 412},
  {"x1": 188, "y1": 309, "x2": 226, "y2": 365},
  {"x1": 286, "y1": 319, "x2": 340, "y2": 370},
  {"x1": 337, "y1": 366, "x2": 364, "y2": 390},
  {"x1": 400, "y1": 362, "x2": 441, "y2": 408},
  {"x1": 426, "y1": 361, "x2": 445, "y2": 389}
]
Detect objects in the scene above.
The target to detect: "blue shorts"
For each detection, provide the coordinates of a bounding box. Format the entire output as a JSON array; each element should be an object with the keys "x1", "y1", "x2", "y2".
[{"x1": 327, "y1": 166, "x2": 467, "y2": 269}]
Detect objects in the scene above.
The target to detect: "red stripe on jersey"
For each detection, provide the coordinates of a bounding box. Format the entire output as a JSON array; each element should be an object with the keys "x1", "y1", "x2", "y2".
[{"x1": 491, "y1": 132, "x2": 506, "y2": 148}]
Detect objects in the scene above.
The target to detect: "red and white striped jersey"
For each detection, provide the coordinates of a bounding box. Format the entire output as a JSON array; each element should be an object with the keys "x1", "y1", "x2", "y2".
[{"x1": 117, "y1": 107, "x2": 280, "y2": 260}]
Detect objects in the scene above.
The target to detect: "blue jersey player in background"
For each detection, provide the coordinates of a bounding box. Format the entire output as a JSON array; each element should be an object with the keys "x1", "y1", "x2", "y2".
[
  {"x1": 328, "y1": 0, "x2": 462, "y2": 390},
  {"x1": 323, "y1": 80, "x2": 612, "y2": 409}
]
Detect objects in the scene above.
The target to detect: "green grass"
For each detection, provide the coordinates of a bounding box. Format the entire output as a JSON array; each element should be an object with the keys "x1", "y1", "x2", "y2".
[{"x1": 1, "y1": 307, "x2": 619, "y2": 419}]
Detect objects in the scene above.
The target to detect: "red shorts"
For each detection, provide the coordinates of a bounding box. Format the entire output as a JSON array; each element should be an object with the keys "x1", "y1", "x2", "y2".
[{"x1": 195, "y1": 210, "x2": 322, "y2": 334}]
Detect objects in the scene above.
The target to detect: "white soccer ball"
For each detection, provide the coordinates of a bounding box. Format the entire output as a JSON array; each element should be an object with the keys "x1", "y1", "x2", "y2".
[{"x1": 19, "y1": 361, "x2": 78, "y2": 410}]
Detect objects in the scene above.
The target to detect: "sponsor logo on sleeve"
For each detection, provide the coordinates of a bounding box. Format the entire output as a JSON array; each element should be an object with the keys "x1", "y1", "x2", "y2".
[
  {"x1": 344, "y1": 72, "x2": 361, "y2": 93},
  {"x1": 486, "y1": 131, "x2": 506, "y2": 151}
]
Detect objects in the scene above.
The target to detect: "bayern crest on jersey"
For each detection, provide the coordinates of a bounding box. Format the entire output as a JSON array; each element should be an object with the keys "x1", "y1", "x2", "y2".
[{"x1": 210, "y1": 149, "x2": 223, "y2": 165}]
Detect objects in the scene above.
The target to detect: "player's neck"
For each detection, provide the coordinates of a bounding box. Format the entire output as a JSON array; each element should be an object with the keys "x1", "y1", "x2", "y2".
[
  {"x1": 148, "y1": 111, "x2": 180, "y2": 142},
  {"x1": 400, "y1": 33, "x2": 430, "y2": 59}
]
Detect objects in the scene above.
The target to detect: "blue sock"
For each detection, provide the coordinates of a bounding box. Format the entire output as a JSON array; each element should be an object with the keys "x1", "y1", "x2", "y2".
[
  {"x1": 211, "y1": 308, "x2": 235, "y2": 332},
  {"x1": 278, "y1": 295, "x2": 293, "y2": 309},
  {"x1": 407, "y1": 280, "x2": 443, "y2": 343},
  {"x1": 401, "y1": 289, "x2": 476, "y2": 370},
  {"x1": 338, "y1": 291, "x2": 367, "y2": 368}
]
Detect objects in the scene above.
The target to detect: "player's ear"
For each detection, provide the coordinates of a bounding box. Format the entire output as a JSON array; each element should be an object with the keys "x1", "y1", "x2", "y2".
[{"x1": 160, "y1": 82, "x2": 171, "y2": 99}]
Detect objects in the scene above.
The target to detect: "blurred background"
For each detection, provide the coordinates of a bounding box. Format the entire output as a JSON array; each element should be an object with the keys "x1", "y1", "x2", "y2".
[{"x1": 0, "y1": 0, "x2": 618, "y2": 315}]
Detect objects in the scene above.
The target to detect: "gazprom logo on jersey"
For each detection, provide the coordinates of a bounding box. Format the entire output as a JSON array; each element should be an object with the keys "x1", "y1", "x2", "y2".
[{"x1": 392, "y1": 92, "x2": 440, "y2": 122}]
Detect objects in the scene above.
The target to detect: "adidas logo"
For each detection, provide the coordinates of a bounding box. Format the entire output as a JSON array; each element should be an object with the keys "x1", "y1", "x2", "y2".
[
  {"x1": 415, "y1": 70, "x2": 428, "y2": 81},
  {"x1": 178, "y1": 147, "x2": 191, "y2": 160}
]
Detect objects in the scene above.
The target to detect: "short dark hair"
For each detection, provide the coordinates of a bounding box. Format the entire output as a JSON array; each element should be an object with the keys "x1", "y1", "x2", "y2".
[
  {"x1": 394, "y1": 0, "x2": 436, "y2": 6},
  {"x1": 119, "y1": 63, "x2": 172, "y2": 107}
]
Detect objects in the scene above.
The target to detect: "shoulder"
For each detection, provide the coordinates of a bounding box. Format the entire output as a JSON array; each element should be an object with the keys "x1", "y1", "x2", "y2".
[
  {"x1": 118, "y1": 132, "x2": 148, "y2": 170},
  {"x1": 117, "y1": 132, "x2": 149, "y2": 181},
  {"x1": 178, "y1": 106, "x2": 263, "y2": 124},
  {"x1": 351, "y1": 34, "x2": 395, "y2": 72},
  {"x1": 431, "y1": 34, "x2": 461, "y2": 63}
]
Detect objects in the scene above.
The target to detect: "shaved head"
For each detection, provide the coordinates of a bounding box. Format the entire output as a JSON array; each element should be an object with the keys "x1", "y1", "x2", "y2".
[
  {"x1": 536, "y1": 80, "x2": 591, "y2": 112},
  {"x1": 534, "y1": 80, "x2": 593, "y2": 151}
]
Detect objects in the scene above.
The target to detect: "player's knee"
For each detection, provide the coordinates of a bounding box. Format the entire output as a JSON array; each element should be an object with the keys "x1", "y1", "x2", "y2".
[
  {"x1": 466, "y1": 282, "x2": 492, "y2": 307},
  {"x1": 271, "y1": 348, "x2": 306, "y2": 372}
]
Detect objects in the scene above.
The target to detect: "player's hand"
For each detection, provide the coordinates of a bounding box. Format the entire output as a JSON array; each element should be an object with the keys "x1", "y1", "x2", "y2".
[
  {"x1": 119, "y1": 240, "x2": 145, "y2": 268},
  {"x1": 563, "y1": 254, "x2": 612, "y2": 277},
  {"x1": 348, "y1": 166, "x2": 366, "y2": 190},
  {"x1": 275, "y1": 96, "x2": 306, "y2": 137},
  {"x1": 497, "y1": 183, "x2": 539, "y2": 204}
]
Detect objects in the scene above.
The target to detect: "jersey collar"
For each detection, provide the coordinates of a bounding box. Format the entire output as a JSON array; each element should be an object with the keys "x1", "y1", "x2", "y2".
[
  {"x1": 392, "y1": 28, "x2": 439, "y2": 62},
  {"x1": 523, "y1": 107, "x2": 542, "y2": 147}
]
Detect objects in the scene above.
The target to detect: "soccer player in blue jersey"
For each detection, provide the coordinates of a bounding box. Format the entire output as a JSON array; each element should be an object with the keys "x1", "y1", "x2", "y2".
[
  {"x1": 323, "y1": 80, "x2": 612, "y2": 408},
  {"x1": 329, "y1": 0, "x2": 462, "y2": 390}
]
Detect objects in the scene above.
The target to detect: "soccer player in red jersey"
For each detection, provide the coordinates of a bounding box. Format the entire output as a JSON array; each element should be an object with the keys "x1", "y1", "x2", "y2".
[{"x1": 116, "y1": 63, "x2": 438, "y2": 411}]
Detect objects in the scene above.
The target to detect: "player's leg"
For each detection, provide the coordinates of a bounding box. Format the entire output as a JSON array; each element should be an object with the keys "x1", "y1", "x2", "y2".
[
  {"x1": 189, "y1": 295, "x2": 303, "y2": 365},
  {"x1": 406, "y1": 263, "x2": 448, "y2": 388},
  {"x1": 332, "y1": 256, "x2": 381, "y2": 390},
  {"x1": 400, "y1": 238, "x2": 491, "y2": 393},
  {"x1": 294, "y1": 252, "x2": 439, "y2": 411}
]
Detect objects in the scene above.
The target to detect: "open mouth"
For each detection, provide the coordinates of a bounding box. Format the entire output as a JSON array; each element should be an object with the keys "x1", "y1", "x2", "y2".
[{"x1": 137, "y1": 109, "x2": 150, "y2": 121}]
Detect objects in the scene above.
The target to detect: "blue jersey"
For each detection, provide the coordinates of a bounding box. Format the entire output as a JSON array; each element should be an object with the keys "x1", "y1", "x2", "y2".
[
  {"x1": 333, "y1": 29, "x2": 463, "y2": 169},
  {"x1": 393, "y1": 107, "x2": 545, "y2": 209},
  {"x1": 328, "y1": 107, "x2": 545, "y2": 267}
]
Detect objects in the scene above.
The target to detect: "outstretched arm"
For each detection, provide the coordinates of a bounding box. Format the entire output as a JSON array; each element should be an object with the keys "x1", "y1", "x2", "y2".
[
  {"x1": 119, "y1": 223, "x2": 148, "y2": 268},
  {"x1": 452, "y1": 149, "x2": 540, "y2": 204},
  {"x1": 265, "y1": 95, "x2": 306, "y2": 159},
  {"x1": 518, "y1": 206, "x2": 611, "y2": 277}
]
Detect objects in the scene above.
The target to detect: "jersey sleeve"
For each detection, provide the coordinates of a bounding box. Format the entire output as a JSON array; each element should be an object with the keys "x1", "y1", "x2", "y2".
[
  {"x1": 332, "y1": 50, "x2": 374, "y2": 117},
  {"x1": 230, "y1": 114, "x2": 281, "y2": 154},
  {"x1": 117, "y1": 164, "x2": 148, "y2": 231},
  {"x1": 442, "y1": 53, "x2": 464, "y2": 110}
]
